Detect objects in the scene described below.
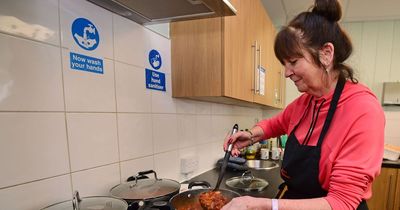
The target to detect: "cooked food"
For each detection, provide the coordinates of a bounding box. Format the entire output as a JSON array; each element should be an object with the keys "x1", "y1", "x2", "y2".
[
  {"x1": 198, "y1": 191, "x2": 228, "y2": 210},
  {"x1": 177, "y1": 203, "x2": 202, "y2": 210}
]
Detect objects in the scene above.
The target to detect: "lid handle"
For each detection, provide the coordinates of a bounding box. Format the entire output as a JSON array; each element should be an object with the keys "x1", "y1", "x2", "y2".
[
  {"x1": 72, "y1": 191, "x2": 82, "y2": 210},
  {"x1": 240, "y1": 170, "x2": 254, "y2": 185},
  {"x1": 137, "y1": 170, "x2": 159, "y2": 180},
  {"x1": 129, "y1": 170, "x2": 159, "y2": 188}
]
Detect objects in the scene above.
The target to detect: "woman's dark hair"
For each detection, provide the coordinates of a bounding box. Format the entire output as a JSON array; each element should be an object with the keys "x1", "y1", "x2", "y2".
[{"x1": 274, "y1": 0, "x2": 357, "y2": 83}]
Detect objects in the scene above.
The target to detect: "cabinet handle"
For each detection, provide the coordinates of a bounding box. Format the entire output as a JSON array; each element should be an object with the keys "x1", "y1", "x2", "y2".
[
  {"x1": 387, "y1": 174, "x2": 393, "y2": 209},
  {"x1": 252, "y1": 41, "x2": 259, "y2": 94},
  {"x1": 274, "y1": 71, "x2": 280, "y2": 104},
  {"x1": 279, "y1": 70, "x2": 283, "y2": 104},
  {"x1": 258, "y1": 45, "x2": 262, "y2": 94}
]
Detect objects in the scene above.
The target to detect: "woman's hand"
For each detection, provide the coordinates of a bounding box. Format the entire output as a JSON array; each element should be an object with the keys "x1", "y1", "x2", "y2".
[
  {"x1": 221, "y1": 196, "x2": 270, "y2": 210},
  {"x1": 223, "y1": 130, "x2": 252, "y2": 156}
]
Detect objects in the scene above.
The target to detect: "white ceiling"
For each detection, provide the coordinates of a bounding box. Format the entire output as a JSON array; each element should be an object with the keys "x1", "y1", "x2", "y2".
[{"x1": 261, "y1": 0, "x2": 400, "y2": 27}]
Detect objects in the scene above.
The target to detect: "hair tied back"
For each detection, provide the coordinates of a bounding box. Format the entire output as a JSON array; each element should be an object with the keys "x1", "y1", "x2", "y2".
[{"x1": 312, "y1": 0, "x2": 342, "y2": 22}]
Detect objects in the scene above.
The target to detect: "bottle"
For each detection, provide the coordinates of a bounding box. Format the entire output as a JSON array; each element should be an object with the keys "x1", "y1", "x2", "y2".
[
  {"x1": 270, "y1": 138, "x2": 280, "y2": 160},
  {"x1": 260, "y1": 140, "x2": 270, "y2": 160},
  {"x1": 245, "y1": 145, "x2": 256, "y2": 160}
]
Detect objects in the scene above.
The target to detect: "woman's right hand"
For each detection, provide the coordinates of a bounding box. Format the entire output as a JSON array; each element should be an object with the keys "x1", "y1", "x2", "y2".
[{"x1": 223, "y1": 130, "x2": 252, "y2": 156}]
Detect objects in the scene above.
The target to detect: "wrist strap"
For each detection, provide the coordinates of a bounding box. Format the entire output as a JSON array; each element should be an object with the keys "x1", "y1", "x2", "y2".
[
  {"x1": 272, "y1": 199, "x2": 279, "y2": 210},
  {"x1": 245, "y1": 129, "x2": 254, "y2": 145},
  {"x1": 244, "y1": 129, "x2": 253, "y2": 137}
]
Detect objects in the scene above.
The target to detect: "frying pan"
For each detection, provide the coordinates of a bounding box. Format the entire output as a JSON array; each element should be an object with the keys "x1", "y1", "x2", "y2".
[{"x1": 169, "y1": 181, "x2": 240, "y2": 210}]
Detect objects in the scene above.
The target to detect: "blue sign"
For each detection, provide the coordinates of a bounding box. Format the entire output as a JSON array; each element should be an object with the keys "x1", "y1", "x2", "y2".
[
  {"x1": 71, "y1": 18, "x2": 99, "y2": 51},
  {"x1": 70, "y1": 52, "x2": 103, "y2": 74},
  {"x1": 145, "y1": 69, "x2": 166, "y2": 91},
  {"x1": 148, "y1": 49, "x2": 162, "y2": 70}
]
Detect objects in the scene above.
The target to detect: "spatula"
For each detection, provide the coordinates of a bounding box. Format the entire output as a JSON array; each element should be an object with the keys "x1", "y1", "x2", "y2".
[{"x1": 214, "y1": 124, "x2": 239, "y2": 191}]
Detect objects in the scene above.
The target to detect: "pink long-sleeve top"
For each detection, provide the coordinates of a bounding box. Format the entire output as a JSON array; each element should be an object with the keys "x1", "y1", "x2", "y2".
[{"x1": 256, "y1": 81, "x2": 385, "y2": 210}]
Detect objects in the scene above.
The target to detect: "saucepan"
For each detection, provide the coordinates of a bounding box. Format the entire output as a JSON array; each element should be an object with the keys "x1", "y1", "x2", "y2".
[{"x1": 110, "y1": 170, "x2": 180, "y2": 209}]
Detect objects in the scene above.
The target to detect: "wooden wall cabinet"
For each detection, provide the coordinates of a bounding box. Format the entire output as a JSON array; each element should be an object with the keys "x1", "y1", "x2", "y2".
[
  {"x1": 367, "y1": 167, "x2": 400, "y2": 210},
  {"x1": 170, "y1": 0, "x2": 285, "y2": 108}
]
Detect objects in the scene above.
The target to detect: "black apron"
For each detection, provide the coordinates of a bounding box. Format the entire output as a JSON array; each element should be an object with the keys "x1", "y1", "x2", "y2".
[{"x1": 279, "y1": 76, "x2": 368, "y2": 210}]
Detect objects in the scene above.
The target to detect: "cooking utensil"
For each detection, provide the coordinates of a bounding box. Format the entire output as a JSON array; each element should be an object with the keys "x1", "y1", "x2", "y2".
[
  {"x1": 110, "y1": 170, "x2": 180, "y2": 209},
  {"x1": 169, "y1": 181, "x2": 240, "y2": 210},
  {"x1": 214, "y1": 124, "x2": 239, "y2": 191},
  {"x1": 41, "y1": 191, "x2": 128, "y2": 210},
  {"x1": 225, "y1": 170, "x2": 269, "y2": 192}
]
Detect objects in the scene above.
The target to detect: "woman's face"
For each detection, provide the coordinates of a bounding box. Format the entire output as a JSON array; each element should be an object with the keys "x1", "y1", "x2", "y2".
[{"x1": 283, "y1": 51, "x2": 325, "y2": 96}]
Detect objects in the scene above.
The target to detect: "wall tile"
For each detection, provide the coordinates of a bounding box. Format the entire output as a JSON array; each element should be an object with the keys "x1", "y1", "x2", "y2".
[
  {"x1": 0, "y1": 113, "x2": 69, "y2": 188},
  {"x1": 196, "y1": 115, "x2": 213, "y2": 144},
  {"x1": 384, "y1": 111, "x2": 400, "y2": 139},
  {"x1": 177, "y1": 114, "x2": 196, "y2": 148},
  {"x1": 120, "y1": 156, "x2": 154, "y2": 181},
  {"x1": 0, "y1": 0, "x2": 60, "y2": 45},
  {"x1": 115, "y1": 62, "x2": 151, "y2": 113},
  {"x1": 197, "y1": 144, "x2": 215, "y2": 173},
  {"x1": 0, "y1": 175, "x2": 72, "y2": 210},
  {"x1": 211, "y1": 115, "x2": 235, "y2": 142},
  {"x1": 390, "y1": 20, "x2": 400, "y2": 80},
  {"x1": 197, "y1": 143, "x2": 220, "y2": 174},
  {"x1": 179, "y1": 147, "x2": 198, "y2": 181},
  {"x1": 118, "y1": 113, "x2": 153, "y2": 161},
  {"x1": 62, "y1": 50, "x2": 116, "y2": 112},
  {"x1": 67, "y1": 113, "x2": 119, "y2": 171},
  {"x1": 233, "y1": 106, "x2": 263, "y2": 116},
  {"x1": 60, "y1": 0, "x2": 113, "y2": 59},
  {"x1": 211, "y1": 103, "x2": 234, "y2": 115},
  {"x1": 0, "y1": 34, "x2": 64, "y2": 111},
  {"x1": 71, "y1": 163, "x2": 120, "y2": 196},
  {"x1": 113, "y1": 14, "x2": 148, "y2": 67},
  {"x1": 154, "y1": 150, "x2": 180, "y2": 181},
  {"x1": 145, "y1": 29, "x2": 171, "y2": 74},
  {"x1": 195, "y1": 101, "x2": 212, "y2": 115},
  {"x1": 235, "y1": 116, "x2": 259, "y2": 131},
  {"x1": 152, "y1": 73, "x2": 176, "y2": 113},
  {"x1": 152, "y1": 114, "x2": 178, "y2": 153},
  {"x1": 176, "y1": 99, "x2": 196, "y2": 114}
]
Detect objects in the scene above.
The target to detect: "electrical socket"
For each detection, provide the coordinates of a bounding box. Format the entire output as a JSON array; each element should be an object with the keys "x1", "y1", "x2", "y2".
[{"x1": 180, "y1": 156, "x2": 198, "y2": 174}]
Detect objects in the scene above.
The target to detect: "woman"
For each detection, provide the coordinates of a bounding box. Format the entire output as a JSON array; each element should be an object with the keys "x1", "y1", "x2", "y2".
[{"x1": 222, "y1": 0, "x2": 385, "y2": 209}]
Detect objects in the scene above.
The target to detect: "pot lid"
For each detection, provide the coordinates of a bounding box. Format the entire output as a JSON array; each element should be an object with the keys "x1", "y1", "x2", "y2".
[
  {"x1": 225, "y1": 171, "x2": 269, "y2": 192},
  {"x1": 110, "y1": 170, "x2": 180, "y2": 200},
  {"x1": 41, "y1": 191, "x2": 128, "y2": 210}
]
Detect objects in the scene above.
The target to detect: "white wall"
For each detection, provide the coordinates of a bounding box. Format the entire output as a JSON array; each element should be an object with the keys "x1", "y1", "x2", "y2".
[
  {"x1": 0, "y1": 0, "x2": 273, "y2": 209},
  {"x1": 342, "y1": 20, "x2": 400, "y2": 146}
]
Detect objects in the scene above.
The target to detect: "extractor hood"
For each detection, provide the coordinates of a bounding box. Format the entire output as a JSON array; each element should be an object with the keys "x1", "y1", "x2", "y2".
[{"x1": 86, "y1": 0, "x2": 237, "y2": 25}]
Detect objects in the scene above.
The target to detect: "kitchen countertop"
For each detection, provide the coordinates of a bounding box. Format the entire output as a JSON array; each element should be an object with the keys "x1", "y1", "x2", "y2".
[
  {"x1": 184, "y1": 159, "x2": 400, "y2": 199},
  {"x1": 184, "y1": 160, "x2": 283, "y2": 198},
  {"x1": 382, "y1": 159, "x2": 400, "y2": 168}
]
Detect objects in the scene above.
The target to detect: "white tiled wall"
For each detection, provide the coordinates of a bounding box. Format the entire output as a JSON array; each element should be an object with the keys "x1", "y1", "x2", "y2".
[
  {"x1": 0, "y1": 0, "x2": 268, "y2": 209},
  {"x1": 341, "y1": 21, "x2": 400, "y2": 145},
  {"x1": 384, "y1": 111, "x2": 400, "y2": 146}
]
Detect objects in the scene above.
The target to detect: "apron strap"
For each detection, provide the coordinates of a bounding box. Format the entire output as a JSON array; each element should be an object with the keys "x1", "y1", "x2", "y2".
[{"x1": 317, "y1": 76, "x2": 346, "y2": 148}]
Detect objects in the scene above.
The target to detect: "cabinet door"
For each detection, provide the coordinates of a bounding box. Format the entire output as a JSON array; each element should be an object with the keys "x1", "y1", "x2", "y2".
[
  {"x1": 171, "y1": 17, "x2": 223, "y2": 97},
  {"x1": 367, "y1": 167, "x2": 399, "y2": 210},
  {"x1": 253, "y1": 0, "x2": 274, "y2": 106},
  {"x1": 394, "y1": 169, "x2": 400, "y2": 210},
  {"x1": 223, "y1": 0, "x2": 255, "y2": 102},
  {"x1": 268, "y1": 25, "x2": 286, "y2": 108}
]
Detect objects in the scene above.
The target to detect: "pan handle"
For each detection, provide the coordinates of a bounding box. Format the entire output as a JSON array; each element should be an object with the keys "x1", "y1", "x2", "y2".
[{"x1": 188, "y1": 181, "x2": 211, "y2": 189}]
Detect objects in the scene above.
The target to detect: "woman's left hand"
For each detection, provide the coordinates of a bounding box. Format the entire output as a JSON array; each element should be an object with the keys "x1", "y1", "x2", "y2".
[{"x1": 221, "y1": 196, "x2": 270, "y2": 210}]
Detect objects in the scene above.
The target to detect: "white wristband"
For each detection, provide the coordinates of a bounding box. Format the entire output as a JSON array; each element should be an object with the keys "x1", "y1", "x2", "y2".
[{"x1": 272, "y1": 199, "x2": 279, "y2": 210}]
